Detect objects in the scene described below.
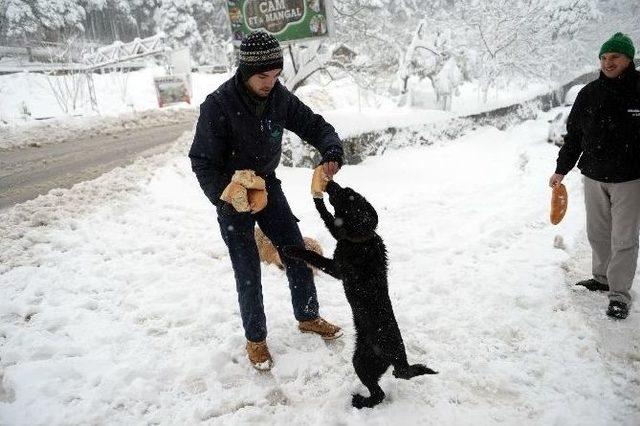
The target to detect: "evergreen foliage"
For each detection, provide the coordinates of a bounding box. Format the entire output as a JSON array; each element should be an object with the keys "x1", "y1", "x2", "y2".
[{"x1": 0, "y1": 0, "x2": 637, "y2": 79}]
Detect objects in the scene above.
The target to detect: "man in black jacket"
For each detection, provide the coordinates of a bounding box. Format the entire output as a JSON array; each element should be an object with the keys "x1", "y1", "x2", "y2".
[
  {"x1": 189, "y1": 32, "x2": 343, "y2": 369},
  {"x1": 549, "y1": 33, "x2": 640, "y2": 320}
]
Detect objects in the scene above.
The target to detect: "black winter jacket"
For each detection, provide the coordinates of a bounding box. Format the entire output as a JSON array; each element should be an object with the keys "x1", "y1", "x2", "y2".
[
  {"x1": 556, "y1": 64, "x2": 640, "y2": 183},
  {"x1": 189, "y1": 71, "x2": 343, "y2": 206}
]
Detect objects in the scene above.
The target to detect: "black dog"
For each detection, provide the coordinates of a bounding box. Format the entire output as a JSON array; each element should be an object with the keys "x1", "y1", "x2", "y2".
[{"x1": 283, "y1": 181, "x2": 437, "y2": 409}]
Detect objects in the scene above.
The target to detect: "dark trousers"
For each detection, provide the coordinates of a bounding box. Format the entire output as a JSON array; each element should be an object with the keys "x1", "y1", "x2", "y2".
[{"x1": 217, "y1": 180, "x2": 319, "y2": 342}]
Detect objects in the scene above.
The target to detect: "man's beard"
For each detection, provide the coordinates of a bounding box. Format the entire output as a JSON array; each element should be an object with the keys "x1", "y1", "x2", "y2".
[{"x1": 255, "y1": 88, "x2": 270, "y2": 99}]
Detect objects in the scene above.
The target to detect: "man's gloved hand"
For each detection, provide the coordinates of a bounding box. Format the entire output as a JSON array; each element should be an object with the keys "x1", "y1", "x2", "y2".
[{"x1": 320, "y1": 148, "x2": 343, "y2": 179}]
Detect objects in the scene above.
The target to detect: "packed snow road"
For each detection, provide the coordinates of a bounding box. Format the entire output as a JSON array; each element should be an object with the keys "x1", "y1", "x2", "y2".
[
  {"x1": 0, "y1": 122, "x2": 193, "y2": 209},
  {"x1": 0, "y1": 114, "x2": 638, "y2": 425}
]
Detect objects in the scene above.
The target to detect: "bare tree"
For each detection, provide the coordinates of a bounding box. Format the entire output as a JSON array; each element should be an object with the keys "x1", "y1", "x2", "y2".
[
  {"x1": 282, "y1": 41, "x2": 333, "y2": 93},
  {"x1": 42, "y1": 38, "x2": 90, "y2": 114},
  {"x1": 455, "y1": 0, "x2": 597, "y2": 94}
]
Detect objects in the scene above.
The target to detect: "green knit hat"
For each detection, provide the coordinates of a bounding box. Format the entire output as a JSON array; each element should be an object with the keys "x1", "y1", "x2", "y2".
[{"x1": 599, "y1": 32, "x2": 635, "y2": 59}]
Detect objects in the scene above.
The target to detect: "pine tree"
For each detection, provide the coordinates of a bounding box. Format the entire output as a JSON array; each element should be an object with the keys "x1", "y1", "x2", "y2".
[
  {"x1": 1, "y1": 0, "x2": 39, "y2": 40},
  {"x1": 158, "y1": 0, "x2": 203, "y2": 63}
]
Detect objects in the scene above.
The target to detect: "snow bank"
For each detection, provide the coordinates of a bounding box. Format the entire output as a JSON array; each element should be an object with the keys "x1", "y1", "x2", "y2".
[
  {"x1": 0, "y1": 67, "x2": 233, "y2": 150},
  {"x1": 0, "y1": 107, "x2": 198, "y2": 150}
]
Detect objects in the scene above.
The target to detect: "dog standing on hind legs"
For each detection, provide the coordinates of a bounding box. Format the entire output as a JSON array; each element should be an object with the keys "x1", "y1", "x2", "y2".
[{"x1": 283, "y1": 180, "x2": 437, "y2": 409}]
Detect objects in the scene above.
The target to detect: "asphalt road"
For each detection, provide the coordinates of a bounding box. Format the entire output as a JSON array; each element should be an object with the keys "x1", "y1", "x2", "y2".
[{"x1": 0, "y1": 122, "x2": 194, "y2": 210}]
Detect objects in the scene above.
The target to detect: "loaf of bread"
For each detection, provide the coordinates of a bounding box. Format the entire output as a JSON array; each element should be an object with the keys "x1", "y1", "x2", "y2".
[
  {"x1": 220, "y1": 181, "x2": 250, "y2": 212},
  {"x1": 219, "y1": 170, "x2": 268, "y2": 213},
  {"x1": 550, "y1": 183, "x2": 568, "y2": 225},
  {"x1": 232, "y1": 170, "x2": 266, "y2": 190},
  {"x1": 248, "y1": 188, "x2": 268, "y2": 213},
  {"x1": 311, "y1": 165, "x2": 329, "y2": 198}
]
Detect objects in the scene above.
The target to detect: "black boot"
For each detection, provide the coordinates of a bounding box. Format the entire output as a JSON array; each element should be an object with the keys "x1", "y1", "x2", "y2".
[
  {"x1": 606, "y1": 301, "x2": 629, "y2": 320},
  {"x1": 575, "y1": 278, "x2": 609, "y2": 292}
]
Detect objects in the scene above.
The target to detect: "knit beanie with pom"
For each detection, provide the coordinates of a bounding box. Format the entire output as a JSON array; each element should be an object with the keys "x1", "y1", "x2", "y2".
[
  {"x1": 238, "y1": 31, "x2": 283, "y2": 81},
  {"x1": 599, "y1": 32, "x2": 635, "y2": 60}
]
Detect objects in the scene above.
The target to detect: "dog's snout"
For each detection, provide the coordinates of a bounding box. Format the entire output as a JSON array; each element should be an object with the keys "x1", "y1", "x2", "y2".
[{"x1": 326, "y1": 180, "x2": 342, "y2": 196}]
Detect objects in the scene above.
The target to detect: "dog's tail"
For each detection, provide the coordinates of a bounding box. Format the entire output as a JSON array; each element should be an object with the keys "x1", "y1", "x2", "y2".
[{"x1": 392, "y1": 364, "x2": 438, "y2": 379}]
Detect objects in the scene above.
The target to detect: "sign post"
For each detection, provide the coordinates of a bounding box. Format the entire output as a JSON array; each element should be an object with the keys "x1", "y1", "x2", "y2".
[
  {"x1": 154, "y1": 47, "x2": 192, "y2": 108},
  {"x1": 153, "y1": 75, "x2": 191, "y2": 107},
  {"x1": 226, "y1": 0, "x2": 333, "y2": 45}
]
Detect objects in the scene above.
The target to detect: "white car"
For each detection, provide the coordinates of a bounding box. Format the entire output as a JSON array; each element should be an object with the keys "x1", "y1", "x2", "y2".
[
  {"x1": 547, "y1": 108, "x2": 570, "y2": 147},
  {"x1": 547, "y1": 84, "x2": 585, "y2": 147}
]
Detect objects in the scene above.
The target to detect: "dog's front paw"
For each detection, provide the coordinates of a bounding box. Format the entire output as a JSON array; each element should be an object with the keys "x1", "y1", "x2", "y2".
[{"x1": 282, "y1": 245, "x2": 304, "y2": 259}]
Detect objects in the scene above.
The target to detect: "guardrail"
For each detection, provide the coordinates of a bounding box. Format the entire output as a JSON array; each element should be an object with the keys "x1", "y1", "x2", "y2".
[
  {"x1": 82, "y1": 34, "x2": 170, "y2": 70},
  {"x1": 0, "y1": 34, "x2": 170, "y2": 74}
]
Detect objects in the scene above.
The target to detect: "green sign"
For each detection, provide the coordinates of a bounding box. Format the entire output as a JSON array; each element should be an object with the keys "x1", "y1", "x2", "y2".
[{"x1": 226, "y1": 0, "x2": 332, "y2": 45}]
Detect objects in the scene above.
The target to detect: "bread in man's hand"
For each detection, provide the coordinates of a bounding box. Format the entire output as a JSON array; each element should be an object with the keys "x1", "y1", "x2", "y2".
[
  {"x1": 550, "y1": 183, "x2": 568, "y2": 225},
  {"x1": 311, "y1": 165, "x2": 330, "y2": 198},
  {"x1": 220, "y1": 181, "x2": 250, "y2": 212},
  {"x1": 232, "y1": 170, "x2": 266, "y2": 190},
  {"x1": 248, "y1": 188, "x2": 268, "y2": 213}
]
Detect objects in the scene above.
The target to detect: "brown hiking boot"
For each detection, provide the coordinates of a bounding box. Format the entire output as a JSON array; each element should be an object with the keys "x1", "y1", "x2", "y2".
[
  {"x1": 298, "y1": 317, "x2": 343, "y2": 340},
  {"x1": 246, "y1": 340, "x2": 273, "y2": 371}
]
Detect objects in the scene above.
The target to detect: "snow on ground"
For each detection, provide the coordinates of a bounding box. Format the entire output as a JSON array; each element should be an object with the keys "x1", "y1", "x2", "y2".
[
  {"x1": 0, "y1": 66, "x2": 229, "y2": 123},
  {"x1": 0, "y1": 68, "x2": 232, "y2": 150},
  {"x1": 1, "y1": 113, "x2": 638, "y2": 425},
  {"x1": 1, "y1": 65, "x2": 558, "y2": 150},
  {"x1": 451, "y1": 80, "x2": 556, "y2": 115},
  {"x1": 295, "y1": 78, "x2": 454, "y2": 137},
  {"x1": 0, "y1": 107, "x2": 198, "y2": 150}
]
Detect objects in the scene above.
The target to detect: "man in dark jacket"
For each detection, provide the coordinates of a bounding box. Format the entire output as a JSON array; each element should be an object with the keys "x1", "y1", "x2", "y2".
[
  {"x1": 189, "y1": 31, "x2": 344, "y2": 370},
  {"x1": 549, "y1": 33, "x2": 640, "y2": 320}
]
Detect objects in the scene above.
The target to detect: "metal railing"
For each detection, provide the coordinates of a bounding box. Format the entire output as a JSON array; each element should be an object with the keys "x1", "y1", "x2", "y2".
[
  {"x1": 82, "y1": 33, "x2": 170, "y2": 70},
  {"x1": 1, "y1": 34, "x2": 170, "y2": 73}
]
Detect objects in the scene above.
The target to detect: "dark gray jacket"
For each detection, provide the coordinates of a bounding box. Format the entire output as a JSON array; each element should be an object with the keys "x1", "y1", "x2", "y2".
[
  {"x1": 556, "y1": 64, "x2": 640, "y2": 182},
  {"x1": 189, "y1": 71, "x2": 343, "y2": 206}
]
